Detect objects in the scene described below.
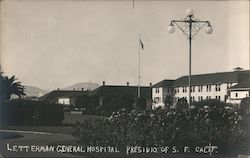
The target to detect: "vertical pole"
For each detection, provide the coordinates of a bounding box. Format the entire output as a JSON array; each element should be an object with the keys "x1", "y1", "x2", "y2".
[
  {"x1": 188, "y1": 17, "x2": 192, "y2": 108},
  {"x1": 138, "y1": 34, "x2": 141, "y2": 98}
]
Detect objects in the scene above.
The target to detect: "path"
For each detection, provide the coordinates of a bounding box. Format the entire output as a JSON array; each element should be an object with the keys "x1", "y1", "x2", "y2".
[{"x1": 0, "y1": 129, "x2": 82, "y2": 158}]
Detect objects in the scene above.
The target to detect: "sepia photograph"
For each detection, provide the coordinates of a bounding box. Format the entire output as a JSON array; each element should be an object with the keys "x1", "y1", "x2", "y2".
[{"x1": 0, "y1": 0, "x2": 249, "y2": 157}]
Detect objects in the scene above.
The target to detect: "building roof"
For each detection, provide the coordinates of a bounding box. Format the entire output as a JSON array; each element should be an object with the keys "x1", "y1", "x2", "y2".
[
  {"x1": 152, "y1": 80, "x2": 175, "y2": 88},
  {"x1": 229, "y1": 73, "x2": 250, "y2": 90},
  {"x1": 39, "y1": 90, "x2": 88, "y2": 101},
  {"x1": 174, "y1": 70, "x2": 250, "y2": 87},
  {"x1": 89, "y1": 85, "x2": 151, "y2": 98},
  {"x1": 230, "y1": 82, "x2": 250, "y2": 90}
]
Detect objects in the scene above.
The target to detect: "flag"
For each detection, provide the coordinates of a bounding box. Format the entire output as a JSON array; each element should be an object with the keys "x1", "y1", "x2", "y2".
[{"x1": 139, "y1": 38, "x2": 144, "y2": 50}]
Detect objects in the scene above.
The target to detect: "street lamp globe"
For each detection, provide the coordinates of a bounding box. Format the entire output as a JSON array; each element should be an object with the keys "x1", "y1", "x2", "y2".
[
  {"x1": 168, "y1": 24, "x2": 175, "y2": 33},
  {"x1": 186, "y1": 8, "x2": 194, "y2": 17},
  {"x1": 205, "y1": 25, "x2": 213, "y2": 34}
]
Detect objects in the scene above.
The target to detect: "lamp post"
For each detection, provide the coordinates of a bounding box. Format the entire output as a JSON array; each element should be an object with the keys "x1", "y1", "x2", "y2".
[{"x1": 168, "y1": 8, "x2": 213, "y2": 107}]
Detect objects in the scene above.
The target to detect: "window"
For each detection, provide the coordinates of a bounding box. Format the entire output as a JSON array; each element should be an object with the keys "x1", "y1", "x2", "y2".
[
  {"x1": 235, "y1": 93, "x2": 238, "y2": 98},
  {"x1": 198, "y1": 96, "x2": 203, "y2": 101},
  {"x1": 206, "y1": 85, "x2": 211, "y2": 92},
  {"x1": 155, "y1": 88, "x2": 159, "y2": 93},
  {"x1": 191, "y1": 86, "x2": 195, "y2": 92},
  {"x1": 215, "y1": 96, "x2": 221, "y2": 100},
  {"x1": 174, "y1": 88, "x2": 179, "y2": 93},
  {"x1": 215, "y1": 85, "x2": 221, "y2": 91},
  {"x1": 198, "y1": 86, "x2": 203, "y2": 92},
  {"x1": 183, "y1": 87, "x2": 187, "y2": 93}
]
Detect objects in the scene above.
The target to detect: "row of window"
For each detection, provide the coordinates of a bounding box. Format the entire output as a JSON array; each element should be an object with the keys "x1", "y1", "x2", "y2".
[
  {"x1": 155, "y1": 87, "x2": 174, "y2": 94},
  {"x1": 155, "y1": 83, "x2": 235, "y2": 94},
  {"x1": 174, "y1": 95, "x2": 222, "y2": 102},
  {"x1": 174, "y1": 84, "x2": 221, "y2": 93}
]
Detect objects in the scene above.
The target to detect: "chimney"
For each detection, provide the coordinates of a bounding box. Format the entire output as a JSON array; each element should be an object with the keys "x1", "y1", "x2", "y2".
[
  {"x1": 149, "y1": 82, "x2": 152, "y2": 88},
  {"x1": 73, "y1": 88, "x2": 75, "y2": 91},
  {"x1": 81, "y1": 88, "x2": 84, "y2": 91},
  {"x1": 57, "y1": 88, "x2": 60, "y2": 91},
  {"x1": 103, "y1": 81, "x2": 105, "y2": 86},
  {"x1": 127, "y1": 82, "x2": 129, "y2": 86}
]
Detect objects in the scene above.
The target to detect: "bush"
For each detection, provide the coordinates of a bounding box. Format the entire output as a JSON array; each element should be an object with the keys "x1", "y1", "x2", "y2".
[
  {"x1": 0, "y1": 99, "x2": 64, "y2": 125},
  {"x1": 73, "y1": 103, "x2": 250, "y2": 155}
]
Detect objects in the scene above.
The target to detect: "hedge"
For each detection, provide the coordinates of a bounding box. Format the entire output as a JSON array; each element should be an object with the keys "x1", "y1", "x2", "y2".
[
  {"x1": 72, "y1": 103, "x2": 250, "y2": 155},
  {"x1": 0, "y1": 99, "x2": 64, "y2": 125}
]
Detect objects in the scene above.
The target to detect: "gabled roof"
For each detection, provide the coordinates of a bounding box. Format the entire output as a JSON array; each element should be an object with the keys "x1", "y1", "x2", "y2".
[
  {"x1": 174, "y1": 70, "x2": 250, "y2": 87},
  {"x1": 39, "y1": 90, "x2": 88, "y2": 101},
  {"x1": 230, "y1": 82, "x2": 250, "y2": 90},
  {"x1": 152, "y1": 80, "x2": 175, "y2": 88},
  {"x1": 89, "y1": 85, "x2": 151, "y2": 98},
  {"x1": 229, "y1": 73, "x2": 250, "y2": 90}
]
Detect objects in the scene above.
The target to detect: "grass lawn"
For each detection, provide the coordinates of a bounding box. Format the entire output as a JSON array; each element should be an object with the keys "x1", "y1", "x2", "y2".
[
  {"x1": 0, "y1": 113, "x2": 107, "y2": 135},
  {"x1": 63, "y1": 112, "x2": 107, "y2": 125},
  {"x1": 0, "y1": 131, "x2": 23, "y2": 140}
]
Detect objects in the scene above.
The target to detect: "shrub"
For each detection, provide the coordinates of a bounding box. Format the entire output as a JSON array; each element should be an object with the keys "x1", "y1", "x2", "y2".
[{"x1": 73, "y1": 103, "x2": 250, "y2": 155}]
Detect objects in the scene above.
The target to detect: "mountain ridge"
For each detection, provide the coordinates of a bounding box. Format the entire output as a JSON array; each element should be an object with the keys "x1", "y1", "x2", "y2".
[{"x1": 62, "y1": 82, "x2": 99, "y2": 91}]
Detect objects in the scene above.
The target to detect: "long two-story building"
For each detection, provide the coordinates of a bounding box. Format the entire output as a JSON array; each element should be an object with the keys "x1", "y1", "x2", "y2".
[{"x1": 152, "y1": 70, "x2": 250, "y2": 108}]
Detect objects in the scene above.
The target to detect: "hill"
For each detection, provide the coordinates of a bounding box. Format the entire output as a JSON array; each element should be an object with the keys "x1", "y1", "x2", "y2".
[
  {"x1": 24, "y1": 85, "x2": 48, "y2": 97},
  {"x1": 62, "y1": 82, "x2": 99, "y2": 91}
]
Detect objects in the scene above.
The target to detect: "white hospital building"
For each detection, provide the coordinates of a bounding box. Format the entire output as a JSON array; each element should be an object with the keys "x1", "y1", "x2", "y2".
[{"x1": 152, "y1": 70, "x2": 250, "y2": 108}]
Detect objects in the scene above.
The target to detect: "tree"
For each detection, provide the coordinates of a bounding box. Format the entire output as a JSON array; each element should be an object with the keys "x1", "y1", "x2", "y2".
[
  {"x1": 164, "y1": 95, "x2": 174, "y2": 108},
  {"x1": 240, "y1": 97, "x2": 250, "y2": 113},
  {"x1": 0, "y1": 72, "x2": 25, "y2": 101},
  {"x1": 176, "y1": 97, "x2": 188, "y2": 109}
]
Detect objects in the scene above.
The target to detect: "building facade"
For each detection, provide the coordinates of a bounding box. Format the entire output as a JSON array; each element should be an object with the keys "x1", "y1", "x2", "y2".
[
  {"x1": 152, "y1": 80, "x2": 174, "y2": 109},
  {"x1": 152, "y1": 70, "x2": 250, "y2": 107},
  {"x1": 89, "y1": 82, "x2": 152, "y2": 111},
  {"x1": 227, "y1": 73, "x2": 250, "y2": 104},
  {"x1": 39, "y1": 90, "x2": 88, "y2": 106}
]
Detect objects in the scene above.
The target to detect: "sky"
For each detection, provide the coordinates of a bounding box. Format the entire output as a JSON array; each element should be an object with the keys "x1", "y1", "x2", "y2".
[{"x1": 0, "y1": 0, "x2": 249, "y2": 90}]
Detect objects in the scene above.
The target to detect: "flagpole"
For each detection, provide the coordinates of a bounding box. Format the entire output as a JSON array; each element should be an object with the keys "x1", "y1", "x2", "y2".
[{"x1": 138, "y1": 34, "x2": 141, "y2": 98}]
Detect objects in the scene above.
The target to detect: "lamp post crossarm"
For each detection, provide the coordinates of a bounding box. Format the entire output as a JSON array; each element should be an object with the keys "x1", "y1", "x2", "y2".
[
  {"x1": 172, "y1": 21, "x2": 190, "y2": 38},
  {"x1": 171, "y1": 20, "x2": 189, "y2": 23},
  {"x1": 192, "y1": 20, "x2": 210, "y2": 25},
  {"x1": 171, "y1": 19, "x2": 211, "y2": 39}
]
